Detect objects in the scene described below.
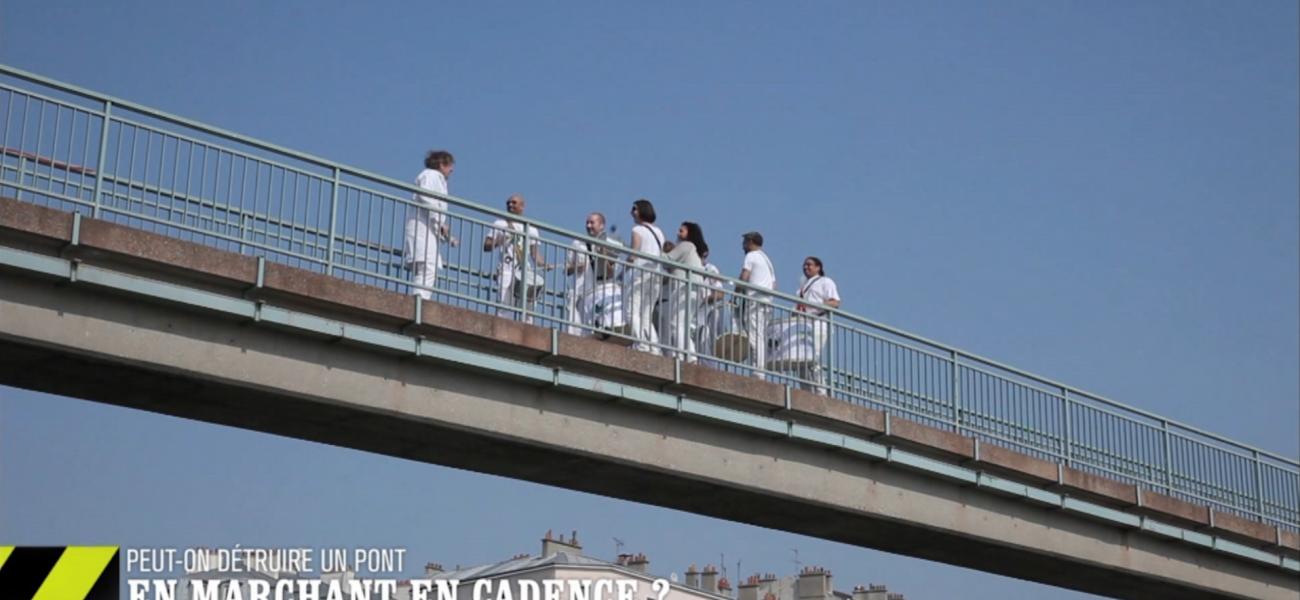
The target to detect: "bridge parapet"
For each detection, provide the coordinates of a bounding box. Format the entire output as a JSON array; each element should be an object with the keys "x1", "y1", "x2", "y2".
[
  {"x1": 2, "y1": 196, "x2": 1298, "y2": 564},
  {"x1": 3, "y1": 197, "x2": 1299, "y2": 597},
  {"x1": 0, "y1": 62, "x2": 1296, "y2": 537}
]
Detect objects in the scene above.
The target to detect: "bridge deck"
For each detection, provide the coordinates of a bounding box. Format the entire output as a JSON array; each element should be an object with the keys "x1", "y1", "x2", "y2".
[{"x1": 2, "y1": 196, "x2": 1297, "y2": 599}]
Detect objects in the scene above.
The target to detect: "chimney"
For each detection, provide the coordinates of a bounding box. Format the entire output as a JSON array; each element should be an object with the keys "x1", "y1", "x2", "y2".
[
  {"x1": 738, "y1": 575, "x2": 761, "y2": 600},
  {"x1": 626, "y1": 553, "x2": 650, "y2": 574},
  {"x1": 425, "y1": 563, "x2": 444, "y2": 577},
  {"x1": 686, "y1": 565, "x2": 701, "y2": 589},
  {"x1": 701, "y1": 565, "x2": 719, "y2": 594},
  {"x1": 863, "y1": 585, "x2": 888, "y2": 600},
  {"x1": 797, "y1": 566, "x2": 832, "y2": 600},
  {"x1": 717, "y1": 577, "x2": 731, "y2": 596},
  {"x1": 541, "y1": 529, "x2": 583, "y2": 557}
]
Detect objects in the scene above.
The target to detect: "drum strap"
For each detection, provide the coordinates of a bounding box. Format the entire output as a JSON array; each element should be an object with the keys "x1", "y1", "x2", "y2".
[
  {"x1": 800, "y1": 276, "x2": 827, "y2": 316},
  {"x1": 799, "y1": 276, "x2": 821, "y2": 299}
]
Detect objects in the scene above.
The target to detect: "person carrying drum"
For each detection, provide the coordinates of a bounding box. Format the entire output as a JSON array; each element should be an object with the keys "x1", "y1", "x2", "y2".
[
  {"x1": 484, "y1": 194, "x2": 549, "y2": 323},
  {"x1": 565, "y1": 212, "x2": 623, "y2": 336},
  {"x1": 404, "y1": 150, "x2": 458, "y2": 300},
  {"x1": 738, "y1": 231, "x2": 776, "y2": 379},
  {"x1": 625, "y1": 199, "x2": 666, "y2": 354},
  {"x1": 796, "y1": 256, "x2": 841, "y2": 394}
]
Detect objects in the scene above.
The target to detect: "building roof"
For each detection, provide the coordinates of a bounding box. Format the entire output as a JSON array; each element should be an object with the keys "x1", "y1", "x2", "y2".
[
  {"x1": 432, "y1": 551, "x2": 730, "y2": 600},
  {"x1": 433, "y1": 551, "x2": 617, "y2": 581}
]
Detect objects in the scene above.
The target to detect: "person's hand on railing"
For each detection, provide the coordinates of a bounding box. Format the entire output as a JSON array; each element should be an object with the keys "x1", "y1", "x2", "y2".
[{"x1": 437, "y1": 224, "x2": 459, "y2": 247}]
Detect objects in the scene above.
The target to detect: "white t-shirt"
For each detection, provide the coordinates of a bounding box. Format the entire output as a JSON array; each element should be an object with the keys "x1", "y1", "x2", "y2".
[
  {"x1": 491, "y1": 218, "x2": 540, "y2": 272},
  {"x1": 741, "y1": 250, "x2": 776, "y2": 294},
  {"x1": 799, "y1": 276, "x2": 840, "y2": 314},
  {"x1": 702, "y1": 262, "x2": 722, "y2": 287},
  {"x1": 630, "y1": 223, "x2": 665, "y2": 266},
  {"x1": 567, "y1": 235, "x2": 623, "y2": 292}
]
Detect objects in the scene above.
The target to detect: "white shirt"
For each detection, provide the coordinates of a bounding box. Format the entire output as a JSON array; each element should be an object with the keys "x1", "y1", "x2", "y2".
[
  {"x1": 413, "y1": 169, "x2": 449, "y2": 229},
  {"x1": 491, "y1": 218, "x2": 540, "y2": 272},
  {"x1": 630, "y1": 223, "x2": 665, "y2": 266},
  {"x1": 799, "y1": 276, "x2": 840, "y2": 314},
  {"x1": 567, "y1": 234, "x2": 623, "y2": 293},
  {"x1": 702, "y1": 262, "x2": 722, "y2": 287},
  {"x1": 741, "y1": 249, "x2": 776, "y2": 294}
]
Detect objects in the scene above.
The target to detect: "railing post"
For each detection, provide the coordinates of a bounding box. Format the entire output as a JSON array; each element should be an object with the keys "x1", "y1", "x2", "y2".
[
  {"x1": 240, "y1": 213, "x2": 252, "y2": 255},
  {"x1": 1061, "y1": 387, "x2": 1072, "y2": 467},
  {"x1": 951, "y1": 349, "x2": 962, "y2": 434},
  {"x1": 1252, "y1": 450, "x2": 1264, "y2": 519},
  {"x1": 685, "y1": 276, "x2": 694, "y2": 364},
  {"x1": 1161, "y1": 419, "x2": 1173, "y2": 494},
  {"x1": 91, "y1": 100, "x2": 112, "y2": 218},
  {"x1": 520, "y1": 225, "x2": 531, "y2": 322},
  {"x1": 826, "y1": 311, "x2": 835, "y2": 397},
  {"x1": 325, "y1": 167, "x2": 340, "y2": 275}
]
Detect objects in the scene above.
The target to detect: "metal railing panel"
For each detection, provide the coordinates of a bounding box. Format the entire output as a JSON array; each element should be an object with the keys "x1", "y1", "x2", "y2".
[{"x1": 1, "y1": 65, "x2": 1294, "y2": 531}]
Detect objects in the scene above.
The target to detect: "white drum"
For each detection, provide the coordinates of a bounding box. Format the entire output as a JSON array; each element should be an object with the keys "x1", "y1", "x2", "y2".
[
  {"x1": 765, "y1": 318, "x2": 819, "y2": 371},
  {"x1": 579, "y1": 281, "x2": 632, "y2": 343}
]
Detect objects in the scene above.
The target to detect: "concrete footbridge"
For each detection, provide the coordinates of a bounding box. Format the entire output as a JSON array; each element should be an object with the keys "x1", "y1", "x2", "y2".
[{"x1": 0, "y1": 65, "x2": 1296, "y2": 599}]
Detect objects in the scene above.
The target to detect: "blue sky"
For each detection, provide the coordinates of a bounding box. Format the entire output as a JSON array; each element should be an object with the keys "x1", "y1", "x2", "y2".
[{"x1": 1, "y1": 2, "x2": 1296, "y2": 598}]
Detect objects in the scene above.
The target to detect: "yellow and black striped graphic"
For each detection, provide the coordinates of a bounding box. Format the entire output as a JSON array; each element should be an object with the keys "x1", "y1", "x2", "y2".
[{"x1": 0, "y1": 546, "x2": 118, "y2": 600}]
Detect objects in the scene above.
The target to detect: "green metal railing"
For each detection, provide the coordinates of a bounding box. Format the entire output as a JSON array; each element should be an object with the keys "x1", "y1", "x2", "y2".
[{"x1": 1, "y1": 63, "x2": 1295, "y2": 532}]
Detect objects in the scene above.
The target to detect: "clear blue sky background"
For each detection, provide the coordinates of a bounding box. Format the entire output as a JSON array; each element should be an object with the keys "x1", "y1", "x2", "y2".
[{"x1": 1, "y1": 2, "x2": 1296, "y2": 598}]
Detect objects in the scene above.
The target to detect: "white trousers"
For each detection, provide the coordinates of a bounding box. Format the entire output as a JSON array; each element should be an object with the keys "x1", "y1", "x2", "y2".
[
  {"x1": 809, "y1": 317, "x2": 829, "y2": 394},
  {"x1": 565, "y1": 291, "x2": 583, "y2": 336},
  {"x1": 625, "y1": 268, "x2": 661, "y2": 354},
  {"x1": 743, "y1": 298, "x2": 770, "y2": 378},
  {"x1": 658, "y1": 279, "x2": 697, "y2": 361},
  {"x1": 497, "y1": 266, "x2": 535, "y2": 323},
  {"x1": 411, "y1": 262, "x2": 437, "y2": 300},
  {"x1": 405, "y1": 218, "x2": 442, "y2": 300}
]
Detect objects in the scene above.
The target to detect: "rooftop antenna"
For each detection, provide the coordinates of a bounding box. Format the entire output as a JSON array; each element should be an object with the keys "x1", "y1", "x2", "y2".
[
  {"x1": 613, "y1": 537, "x2": 626, "y2": 556},
  {"x1": 719, "y1": 553, "x2": 726, "y2": 579},
  {"x1": 790, "y1": 548, "x2": 801, "y2": 571}
]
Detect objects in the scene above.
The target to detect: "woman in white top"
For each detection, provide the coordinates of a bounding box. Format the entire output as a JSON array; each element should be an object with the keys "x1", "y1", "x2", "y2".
[
  {"x1": 625, "y1": 199, "x2": 665, "y2": 354},
  {"x1": 404, "y1": 150, "x2": 457, "y2": 300},
  {"x1": 795, "y1": 256, "x2": 842, "y2": 394},
  {"x1": 660, "y1": 221, "x2": 707, "y2": 361}
]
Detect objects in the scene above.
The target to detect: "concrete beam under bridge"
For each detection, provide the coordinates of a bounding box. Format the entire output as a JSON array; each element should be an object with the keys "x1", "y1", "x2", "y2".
[{"x1": 1, "y1": 270, "x2": 1296, "y2": 600}]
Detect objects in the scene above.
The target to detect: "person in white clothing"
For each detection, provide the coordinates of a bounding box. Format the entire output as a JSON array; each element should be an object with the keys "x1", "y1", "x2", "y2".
[
  {"x1": 483, "y1": 194, "x2": 547, "y2": 322},
  {"x1": 660, "y1": 221, "x2": 707, "y2": 361},
  {"x1": 795, "y1": 256, "x2": 841, "y2": 394},
  {"x1": 565, "y1": 212, "x2": 622, "y2": 336},
  {"x1": 404, "y1": 150, "x2": 457, "y2": 300},
  {"x1": 738, "y1": 231, "x2": 776, "y2": 378},
  {"x1": 625, "y1": 199, "x2": 665, "y2": 354},
  {"x1": 693, "y1": 247, "x2": 727, "y2": 368}
]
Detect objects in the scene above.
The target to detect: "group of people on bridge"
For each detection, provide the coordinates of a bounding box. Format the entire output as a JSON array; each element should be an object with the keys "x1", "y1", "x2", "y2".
[{"x1": 403, "y1": 150, "x2": 842, "y2": 392}]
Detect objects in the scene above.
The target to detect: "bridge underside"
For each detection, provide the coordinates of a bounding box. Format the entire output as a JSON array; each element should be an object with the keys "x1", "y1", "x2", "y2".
[{"x1": 1, "y1": 269, "x2": 1295, "y2": 600}]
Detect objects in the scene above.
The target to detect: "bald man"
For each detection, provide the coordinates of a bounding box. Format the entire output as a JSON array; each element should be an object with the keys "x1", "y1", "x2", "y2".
[
  {"x1": 484, "y1": 194, "x2": 546, "y2": 322},
  {"x1": 565, "y1": 212, "x2": 623, "y2": 336}
]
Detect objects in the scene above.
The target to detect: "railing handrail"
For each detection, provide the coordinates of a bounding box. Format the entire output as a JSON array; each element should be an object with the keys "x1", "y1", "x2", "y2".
[{"x1": 0, "y1": 64, "x2": 1294, "y2": 476}]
